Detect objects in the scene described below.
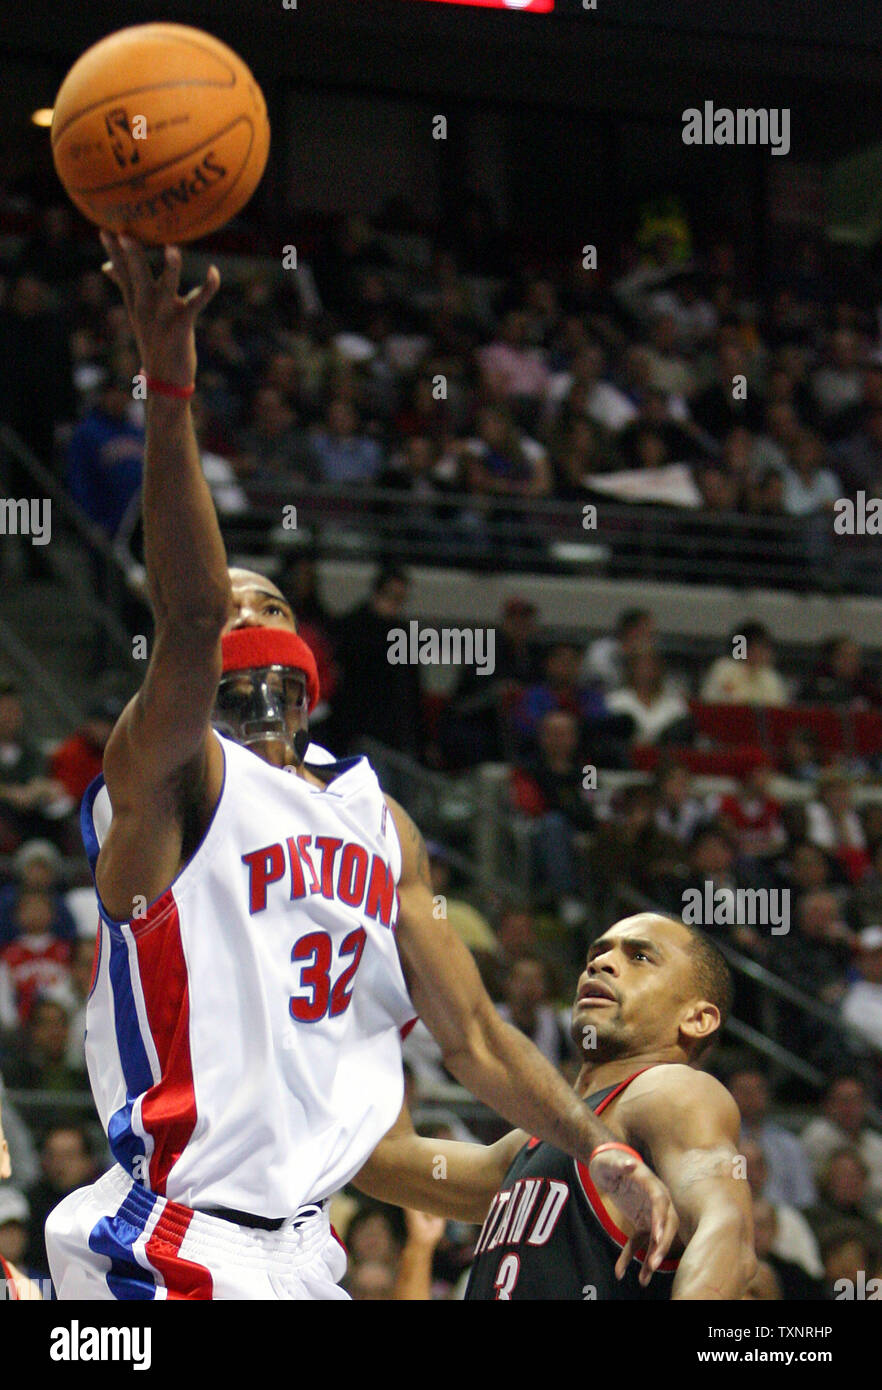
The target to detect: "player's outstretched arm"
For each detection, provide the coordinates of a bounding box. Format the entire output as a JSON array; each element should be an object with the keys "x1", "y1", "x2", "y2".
[
  {"x1": 352, "y1": 1103, "x2": 526, "y2": 1223},
  {"x1": 95, "y1": 234, "x2": 227, "y2": 919},
  {"x1": 386, "y1": 797, "x2": 679, "y2": 1277},
  {"x1": 617, "y1": 1065, "x2": 757, "y2": 1298}
]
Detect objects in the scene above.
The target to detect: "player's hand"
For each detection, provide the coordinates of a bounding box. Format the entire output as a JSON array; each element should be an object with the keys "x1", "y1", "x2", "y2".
[
  {"x1": 403, "y1": 1208, "x2": 446, "y2": 1250},
  {"x1": 99, "y1": 231, "x2": 220, "y2": 388},
  {"x1": 588, "y1": 1147, "x2": 679, "y2": 1287}
]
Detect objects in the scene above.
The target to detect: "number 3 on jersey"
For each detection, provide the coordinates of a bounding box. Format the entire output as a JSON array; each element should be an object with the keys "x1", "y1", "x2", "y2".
[
  {"x1": 289, "y1": 927, "x2": 367, "y2": 1023},
  {"x1": 493, "y1": 1253, "x2": 521, "y2": 1300}
]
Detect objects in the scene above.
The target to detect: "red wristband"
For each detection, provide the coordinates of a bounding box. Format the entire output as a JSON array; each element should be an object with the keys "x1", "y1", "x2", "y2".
[
  {"x1": 589, "y1": 1141, "x2": 644, "y2": 1165},
  {"x1": 141, "y1": 370, "x2": 195, "y2": 399}
]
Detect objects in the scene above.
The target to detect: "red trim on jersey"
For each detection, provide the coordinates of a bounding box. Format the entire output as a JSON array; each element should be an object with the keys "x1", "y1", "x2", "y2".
[
  {"x1": 131, "y1": 892, "x2": 198, "y2": 1196},
  {"x1": 575, "y1": 1067, "x2": 679, "y2": 1272},
  {"x1": 1, "y1": 1253, "x2": 20, "y2": 1299},
  {"x1": 330, "y1": 1224, "x2": 348, "y2": 1257},
  {"x1": 399, "y1": 1016, "x2": 418, "y2": 1041},
  {"x1": 144, "y1": 1204, "x2": 213, "y2": 1300}
]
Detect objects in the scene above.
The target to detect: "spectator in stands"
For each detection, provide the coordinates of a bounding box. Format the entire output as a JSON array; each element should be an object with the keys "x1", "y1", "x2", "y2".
[
  {"x1": 742, "y1": 1137, "x2": 824, "y2": 1281},
  {"x1": 461, "y1": 404, "x2": 552, "y2": 500},
  {"x1": 277, "y1": 554, "x2": 338, "y2": 726},
  {"x1": 547, "y1": 341, "x2": 637, "y2": 435},
  {"x1": 680, "y1": 824, "x2": 772, "y2": 967},
  {"x1": 0, "y1": 1185, "x2": 44, "y2": 1297},
  {"x1": 779, "y1": 429, "x2": 842, "y2": 517},
  {"x1": 331, "y1": 565, "x2": 423, "y2": 769},
  {"x1": 700, "y1": 621, "x2": 788, "y2": 706},
  {"x1": 714, "y1": 761, "x2": 787, "y2": 861},
  {"x1": 440, "y1": 596, "x2": 542, "y2": 767},
  {"x1": 496, "y1": 953, "x2": 571, "y2": 1070},
  {"x1": 66, "y1": 373, "x2": 144, "y2": 538},
  {"x1": 807, "y1": 1148, "x2": 882, "y2": 1239},
  {"x1": 580, "y1": 609, "x2": 656, "y2": 694},
  {"x1": 800, "y1": 635, "x2": 882, "y2": 708},
  {"x1": 307, "y1": 398, "x2": 384, "y2": 486},
  {"x1": 785, "y1": 841, "x2": 836, "y2": 901},
  {"x1": 833, "y1": 406, "x2": 882, "y2": 497},
  {"x1": 511, "y1": 709, "x2": 595, "y2": 927},
  {"x1": 0, "y1": 890, "x2": 72, "y2": 1030},
  {"x1": 727, "y1": 1067, "x2": 816, "y2": 1209},
  {"x1": 750, "y1": 400, "x2": 803, "y2": 478},
  {"x1": 477, "y1": 310, "x2": 551, "y2": 428},
  {"x1": 514, "y1": 642, "x2": 607, "y2": 750},
  {"x1": 48, "y1": 696, "x2": 123, "y2": 807},
  {"x1": 0, "y1": 272, "x2": 75, "y2": 477},
  {"x1": 63, "y1": 937, "x2": 96, "y2": 1076},
  {"x1": 606, "y1": 651, "x2": 691, "y2": 746},
  {"x1": 589, "y1": 784, "x2": 686, "y2": 923},
  {"x1": 495, "y1": 904, "x2": 540, "y2": 959},
  {"x1": 811, "y1": 329, "x2": 864, "y2": 429},
  {"x1": 0, "y1": 682, "x2": 70, "y2": 852},
  {"x1": 653, "y1": 759, "x2": 708, "y2": 844},
  {"x1": 2, "y1": 996, "x2": 83, "y2": 1094},
  {"x1": 690, "y1": 332, "x2": 765, "y2": 440},
  {"x1": 237, "y1": 385, "x2": 318, "y2": 486},
  {"x1": 819, "y1": 1222, "x2": 879, "y2": 1300},
  {"x1": 0, "y1": 840, "x2": 76, "y2": 948},
  {"x1": 424, "y1": 843, "x2": 497, "y2": 958},
  {"x1": 802, "y1": 1072, "x2": 882, "y2": 1208},
  {"x1": 805, "y1": 769, "x2": 870, "y2": 883},
  {"x1": 750, "y1": 1197, "x2": 824, "y2": 1300},
  {"x1": 25, "y1": 1125, "x2": 98, "y2": 1276},
  {"x1": 780, "y1": 728, "x2": 823, "y2": 783},
  {"x1": 841, "y1": 926, "x2": 882, "y2": 1055},
  {"x1": 777, "y1": 890, "x2": 855, "y2": 1007}
]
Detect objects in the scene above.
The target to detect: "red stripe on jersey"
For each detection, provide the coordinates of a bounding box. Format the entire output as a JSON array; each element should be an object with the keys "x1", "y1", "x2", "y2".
[
  {"x1": 131, "y1": 891, "x2": 198, "y2": 1195},
  {"x1": 574, "y1": 1159, "x2": 680, "y2": 1272},
  {"x1": 399, "y1": 1016, "x2": 418, "y2": 1041},
  {"x1": 593, "y1": 1067, "x2": 654, "y2": 1116},
  {"x1": 144, "y1": 1204, "x2": 213, "y2": 1300}
]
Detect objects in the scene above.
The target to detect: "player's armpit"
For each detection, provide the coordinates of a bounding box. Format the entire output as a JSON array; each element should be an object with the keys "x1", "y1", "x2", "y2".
[
  {"x1": 616, "y1": 1066, "x2": 756, "y2": 1298},
  {"x1": 351, "y1": 1103, "x2": 525, "y2": 1224}
]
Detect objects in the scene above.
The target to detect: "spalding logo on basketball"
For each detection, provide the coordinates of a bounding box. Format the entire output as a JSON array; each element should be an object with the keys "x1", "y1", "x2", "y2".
[{"x1": 51, "y1": 23, "x2": 271, "y2": 245}]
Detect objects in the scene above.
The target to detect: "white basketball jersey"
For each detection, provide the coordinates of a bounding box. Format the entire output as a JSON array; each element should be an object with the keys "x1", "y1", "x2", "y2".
[{"x1": 81, "y1": 733, "x2": 417, "y2": 1217}]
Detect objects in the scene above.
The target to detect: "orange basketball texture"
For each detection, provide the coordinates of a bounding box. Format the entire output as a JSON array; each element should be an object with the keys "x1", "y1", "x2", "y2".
[{"x1": 51, "y1": 23, "x2": 270, "y2": 244}]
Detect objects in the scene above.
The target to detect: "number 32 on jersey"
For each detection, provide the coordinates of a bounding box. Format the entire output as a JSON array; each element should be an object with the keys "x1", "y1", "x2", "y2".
[{"x1": 289, "y1": 927, "x2": 366, "y2": 1023}]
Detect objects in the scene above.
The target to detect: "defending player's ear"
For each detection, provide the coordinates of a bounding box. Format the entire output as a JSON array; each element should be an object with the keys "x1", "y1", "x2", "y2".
[{"x1": 679, "y1": 999, "x2": 721, "y2": 1052}]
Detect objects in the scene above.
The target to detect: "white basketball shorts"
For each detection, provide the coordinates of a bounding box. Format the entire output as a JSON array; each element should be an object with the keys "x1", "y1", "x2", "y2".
[{"x1": 45, "y1": 1164, "x2": 349, "y2": 1301}]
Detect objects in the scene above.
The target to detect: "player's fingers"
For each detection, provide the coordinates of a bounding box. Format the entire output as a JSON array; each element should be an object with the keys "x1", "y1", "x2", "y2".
[
  {"x1": 182, "y1": 264, "x2": 221, "y2": 316},
  {"x1": 640, "y1": 1195, "x2": 679, "y2": 1287},
  {"x1": 99, "y1": 231, "x2": 134, "y2": 302},
  {"x1": 615, "y1": 1236, "x2": 635, "y2": 1281},
  {"x1": 117, "y1": 233, "x2": 154, "y2": 296},
  {"x1": 159, "y1": 245, "x2": 183, "y2": 298}
]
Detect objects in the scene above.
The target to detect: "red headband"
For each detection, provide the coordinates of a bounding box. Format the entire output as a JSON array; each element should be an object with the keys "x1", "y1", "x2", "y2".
[{"x1": 220, "y1": 627, "x2": 320, "y2": 712}]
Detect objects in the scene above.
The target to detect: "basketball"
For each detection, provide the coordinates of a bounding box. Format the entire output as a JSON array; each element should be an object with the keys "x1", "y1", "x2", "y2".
[{"x1": 50, "y1": 23, "x2": 270, "y2": 245}]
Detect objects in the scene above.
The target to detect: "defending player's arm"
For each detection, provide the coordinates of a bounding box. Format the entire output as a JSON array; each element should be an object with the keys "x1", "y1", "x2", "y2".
[
  {"x1": 386, "y1": 798, "x2": 679, "y2": 1274},
  {"x1": 95, "y1": 234, "x2": 227, "y2": 919},
  {"x1": 353, "y1": 1103, "x2": 526, "y2": 1223},
  {"x1": 617, "y1": 1066, "x2": 757, "y2": 1300}
]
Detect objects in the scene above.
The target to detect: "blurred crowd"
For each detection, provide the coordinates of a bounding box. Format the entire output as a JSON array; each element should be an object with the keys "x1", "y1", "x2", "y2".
[{"x1": 2, "y1": 202, "x2": 882, "y2": 564}]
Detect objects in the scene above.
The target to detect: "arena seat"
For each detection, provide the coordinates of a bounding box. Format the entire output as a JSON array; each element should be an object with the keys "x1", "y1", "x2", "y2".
[
  {"x1": 632, "y1": 744, "x2": 768, "y2": 778},
  {"x1": 765, "y1": 705, "x2": 846, "y2": 758},
  {"x1": 688, "y1": 702, "x2": 762, "y2": 746}
]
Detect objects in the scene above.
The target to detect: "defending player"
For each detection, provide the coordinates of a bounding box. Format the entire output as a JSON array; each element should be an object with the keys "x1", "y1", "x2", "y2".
[
  {"x1": 44, "y1": 237, "x2": 676, "y2": 1300},
  {"x1": 354, "y1": 913, "x2": 757, "y2": 1299}
]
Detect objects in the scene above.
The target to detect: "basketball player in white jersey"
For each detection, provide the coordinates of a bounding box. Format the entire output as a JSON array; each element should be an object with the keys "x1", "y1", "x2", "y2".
[{"x1": 45, "y1": 234, "x2": 677, "y2": 1300}]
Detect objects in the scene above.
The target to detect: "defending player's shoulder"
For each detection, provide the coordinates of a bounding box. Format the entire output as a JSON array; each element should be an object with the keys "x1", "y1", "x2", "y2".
[{"x1": 615, "y1": 1063, "x2": 741, "y2": 1149}]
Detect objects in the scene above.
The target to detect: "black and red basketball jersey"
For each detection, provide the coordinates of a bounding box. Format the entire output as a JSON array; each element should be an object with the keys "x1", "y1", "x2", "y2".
[{"x1": 464, "y1": 1069, "x2": 679, "y2": 1300}]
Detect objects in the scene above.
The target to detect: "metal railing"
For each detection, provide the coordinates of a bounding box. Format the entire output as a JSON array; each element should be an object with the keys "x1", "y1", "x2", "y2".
[{"x1": 223, "y1": 480, "x2": 878, "y2": 593}]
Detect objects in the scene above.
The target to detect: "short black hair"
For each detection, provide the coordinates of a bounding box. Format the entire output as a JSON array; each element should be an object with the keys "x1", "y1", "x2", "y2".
[
  {"x1": 670, "y1": 917, "x2": 735, "y2": 1057},
  {"x1": 738, "y1": 621, "x2": 771, "y2": 647},
  {"x1": 372, "y1": 564, "x2": 408, "y2": 594},
  {"x1": 617, "y1": 608, "x2": 652, "y2": 637}
]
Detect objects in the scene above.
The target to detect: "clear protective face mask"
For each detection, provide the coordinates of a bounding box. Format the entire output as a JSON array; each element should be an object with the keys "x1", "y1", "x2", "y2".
[{"x1": 211, "y1": 665, "x2": 308, "y2": 755}]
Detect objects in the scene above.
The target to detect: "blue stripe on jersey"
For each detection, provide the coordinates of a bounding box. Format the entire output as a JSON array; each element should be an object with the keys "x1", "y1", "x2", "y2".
[
  {"x1": 80, "y1": 773, "x2": 104, "y2": 878},
  {"x1": 106, "y1": 931, "x2": 153, "y2": 1179},
  {"x1": 88, "y1": 1190, "x2": 158, "y2": 1301}
]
